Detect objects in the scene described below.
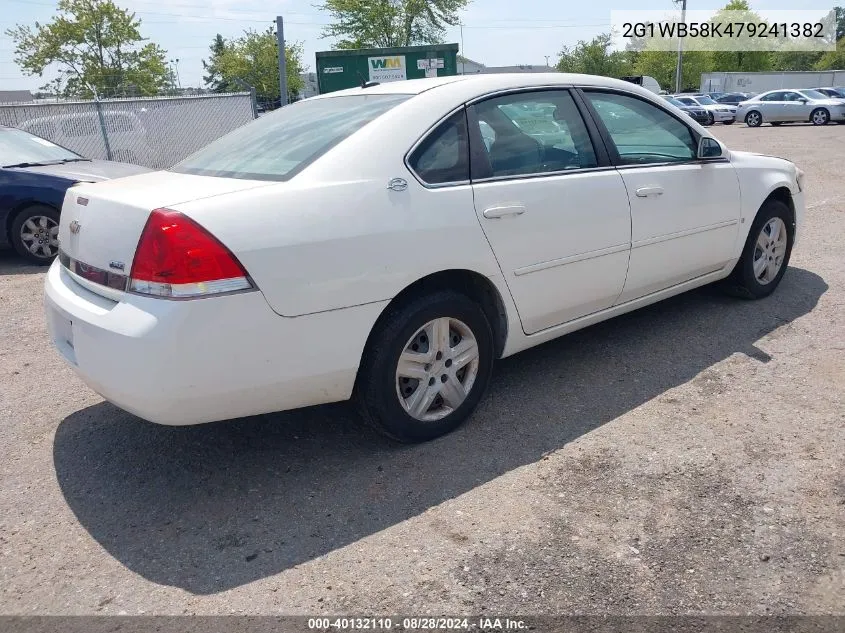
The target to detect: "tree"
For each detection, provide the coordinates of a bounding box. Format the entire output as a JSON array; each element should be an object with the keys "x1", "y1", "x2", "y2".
[
  {"x1": 6, "y1": 0, "x2": 169, "y2": 98},
  {"x1": 635, "y1": 50, "x2": 712, "y2": 92},
  {"x1": 556, "y1": 33, "x2": 634, "y2": 77},
  {"x1": 707, "y1": 0, "x2": 771, "y2": 74},
  {"x1": 202, "y1": 34, "x2": 235, "y2": 93},
  {"x1": 214, "y1": 28, "x2": 305, "y2": 105},
  {"x1": 815, "y1": 36, "x2": 845, "y2": 70},
  {"x1": 318, "y1": 0, "x2": 468, "y2": 49}
]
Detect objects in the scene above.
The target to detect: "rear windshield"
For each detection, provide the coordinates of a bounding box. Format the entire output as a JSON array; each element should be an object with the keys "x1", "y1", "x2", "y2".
[{"x1": 171, "y1": 94, "x2": 411, "y2": 181}]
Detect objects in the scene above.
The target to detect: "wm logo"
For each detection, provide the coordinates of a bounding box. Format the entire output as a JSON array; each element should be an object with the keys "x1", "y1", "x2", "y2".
[{"x1": 370, "y1": 57, "x2": 403, "y2": 69}]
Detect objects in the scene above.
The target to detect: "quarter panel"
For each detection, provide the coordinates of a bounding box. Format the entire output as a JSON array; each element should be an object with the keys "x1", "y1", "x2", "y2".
[{"x1": 176, "y1": 178, "x2": 503, "y2": 317}]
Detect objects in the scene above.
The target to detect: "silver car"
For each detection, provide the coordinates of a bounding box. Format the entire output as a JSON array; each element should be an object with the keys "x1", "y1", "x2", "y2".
[
  {"x1": 736, "y1": 89, "x2": 845, "y2": 127},
  {"x1": 673, "y1": 95, "x2": 736, "y2": 124}
]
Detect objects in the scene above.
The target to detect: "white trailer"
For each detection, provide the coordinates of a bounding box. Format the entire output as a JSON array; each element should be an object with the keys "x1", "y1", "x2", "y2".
[{"x1": 701, "y1": 70, "x2": 845, "y2": 94}]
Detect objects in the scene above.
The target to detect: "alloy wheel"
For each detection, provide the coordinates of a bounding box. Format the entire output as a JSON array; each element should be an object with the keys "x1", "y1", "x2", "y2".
[{"x1": 20, "y1": 215, "x2": 59, "y2": 259}]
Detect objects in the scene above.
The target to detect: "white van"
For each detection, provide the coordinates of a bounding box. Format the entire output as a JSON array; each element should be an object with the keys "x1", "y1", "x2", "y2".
[
  {"x1": 619, "y1": 75, "x2": 662, "y2": 94},
  {"x1": 18, "y1": 111, "x2": 156, "y2": 166}
]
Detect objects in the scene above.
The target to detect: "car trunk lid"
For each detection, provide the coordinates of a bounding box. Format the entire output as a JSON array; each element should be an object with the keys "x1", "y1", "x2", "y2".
[{"x1": 58, "y1": 171, "x2": 273, "y2": 299}]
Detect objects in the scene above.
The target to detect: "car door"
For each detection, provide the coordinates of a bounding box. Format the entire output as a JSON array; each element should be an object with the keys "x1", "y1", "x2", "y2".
[
  {"x1": 781, "y1": 91, "x2": 809, "y2": 121},
  {"x1": 467, "y1": 88, "x2": 632, "y2": 335},
  {"x1": 757, "y1": 91, "x2": 787, "y2": 121},
  {"x1": 580, "y1": 89, "x2": 741, "y2": 303}
]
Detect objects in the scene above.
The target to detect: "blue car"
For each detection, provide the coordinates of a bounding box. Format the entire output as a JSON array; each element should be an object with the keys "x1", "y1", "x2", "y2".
[{"x1": 0, "y1": 126, "x2": 149, "y2": 264}]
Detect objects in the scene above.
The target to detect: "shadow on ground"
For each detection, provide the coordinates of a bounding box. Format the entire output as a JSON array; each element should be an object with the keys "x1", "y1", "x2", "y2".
[
  {"x1": 53, "y1": 267, "x2": 827, "y2": 595},
  {"x1": 0, "y1": 250, "x2": 47, "y2": 276}
]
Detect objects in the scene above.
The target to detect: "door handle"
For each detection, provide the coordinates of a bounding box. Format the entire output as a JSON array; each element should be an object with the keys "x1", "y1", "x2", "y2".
[
  {"x1": 483, "y1": 205, "x2": 526, "y2": 219},
  {"x1": 635, "y1": 186, "x2": 664, "y2": 198}
]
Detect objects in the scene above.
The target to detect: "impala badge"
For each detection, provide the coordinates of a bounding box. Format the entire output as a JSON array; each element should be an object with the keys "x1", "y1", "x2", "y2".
[
  {"x1": 69, "y1": 220, "x2": 81, "y2": 234},
  {"x1": 76, "y1": 196, "x2": 89, "y2": 206},
  {"x1": 109, "y1": 261, "x2": 125, "y2": 271}
]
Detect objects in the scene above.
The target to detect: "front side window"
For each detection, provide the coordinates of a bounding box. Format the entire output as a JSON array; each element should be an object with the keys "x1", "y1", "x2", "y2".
[
  {"x1": 408, "y1": 111, "x2": 469, "y2": 185},
  {"x1": 584, "y1": 91, "x2": 696, "y2": 165},
  {"x1": 470, "y1": 90, "x2": 597, "y2": 178},
  {"x1": 172, "y1": 94, "x2": 411, "y2": 181}
]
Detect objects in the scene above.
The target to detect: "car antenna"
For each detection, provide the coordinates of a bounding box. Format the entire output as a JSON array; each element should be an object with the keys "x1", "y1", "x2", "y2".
[{"x1": 357, "y1": 72, "x2": 380, "y2": 89}]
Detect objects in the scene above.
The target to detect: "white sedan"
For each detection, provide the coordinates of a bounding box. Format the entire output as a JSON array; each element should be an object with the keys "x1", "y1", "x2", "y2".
[{"x1": 45, "y1": 73, "x2": 804, "y2": 443}]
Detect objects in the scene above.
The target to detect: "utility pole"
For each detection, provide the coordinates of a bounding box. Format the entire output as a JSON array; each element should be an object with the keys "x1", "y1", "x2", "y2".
[
  {"x1": 544, "y1": 55, "x2": 550, "y2": 67},
  {"x1": 674, "y1": 0, "x2": 687, "y2": 93},
  {"x1": 276, "y1": 15, "x2": 288, "y2": 106}
]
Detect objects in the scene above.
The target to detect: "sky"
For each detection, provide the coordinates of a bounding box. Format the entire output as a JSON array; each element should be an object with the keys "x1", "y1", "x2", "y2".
[{"x1": 0, "y1": 0, "x2": 837, "y2": 92}]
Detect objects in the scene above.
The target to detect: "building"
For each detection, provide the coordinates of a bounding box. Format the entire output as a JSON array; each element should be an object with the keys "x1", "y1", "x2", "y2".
[
  {"x1": 480, "y1": 64, "x2": 557, "y2": 74},
  {"x1": 0, "y1": 90, "x2": 34, "y2": 104},
  {"x1": 300, "y1": 72, "x2": 318, "y2": 99},
  {"x1": 457, "y1": 56, "x2": 485, "y2": 74},
  {"x1": 456, "y1": 58, "x2": 557, "y2": 75},
  {"x1": 701, "y1": 70, "x2": 845, "y2": 94}
]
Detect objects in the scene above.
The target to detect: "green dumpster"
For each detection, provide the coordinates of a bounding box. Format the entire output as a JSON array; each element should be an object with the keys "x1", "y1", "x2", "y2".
[{"x1": 315, "y1": 43, "x2": 459, "y2": 94}]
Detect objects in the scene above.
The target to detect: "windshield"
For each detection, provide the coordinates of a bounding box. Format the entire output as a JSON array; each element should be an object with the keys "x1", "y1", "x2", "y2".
[
  {"x1": 0, "y1": 128, "x2": 81, "y2": 167},
  {"x1": 696, "y1": 96, "x2": 717, "y2": 105},
  {"x1": 172, "y1": 94, "x2": 411, "y2": 181},
  {"x1": 799, "y1": 89, "x2": 827, "y2": 100}
]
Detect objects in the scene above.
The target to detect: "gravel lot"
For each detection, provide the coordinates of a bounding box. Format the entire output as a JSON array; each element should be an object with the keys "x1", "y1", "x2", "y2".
[{"x1": 0, "y1": 123, "x2": 843, "y2": 617}]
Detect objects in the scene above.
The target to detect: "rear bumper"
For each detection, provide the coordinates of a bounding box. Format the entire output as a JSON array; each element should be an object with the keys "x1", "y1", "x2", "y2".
[{"x1": 44, "y1": 262, "x2": 386, "y2": 425}]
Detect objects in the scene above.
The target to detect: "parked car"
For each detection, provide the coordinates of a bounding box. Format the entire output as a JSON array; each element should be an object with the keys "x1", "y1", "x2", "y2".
[
  {"x1": 814, "y1": 87, "x2": 845, "y2": 100},
  {"x1": 0, "y1": 126, "x2": 149, "y2": 263},
  {"x1": 736, "y1": 89, "x2": 845, "y2": 127},
  {"x1": 673, "y1": 95, "x2": 736, "y2": 124},
  {"x1": 45, "y1": 73, "x2": 804, "y2": 442},
  {"x1": 716, "y1": 92, "x2": 752, "y2": 105},
  {"x1": 18, "y1": 111, "x2": 156, "y2": 166},
  {"x1": 664, "y1": 97, "x2": 711, "y2": 125}
]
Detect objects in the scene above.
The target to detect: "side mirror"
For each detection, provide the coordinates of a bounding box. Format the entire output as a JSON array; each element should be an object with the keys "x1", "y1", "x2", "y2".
[
  {"x1": 698, "y1": 137, "x2": 723, "y2": 159},
  {"x1": 798, "y1": 98, "x2": 808, "y2": 104}
]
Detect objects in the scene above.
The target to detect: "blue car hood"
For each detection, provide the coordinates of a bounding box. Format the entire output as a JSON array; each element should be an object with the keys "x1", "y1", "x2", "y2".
[{"x1": 12, "y1": 159, "x2": 151, "y2": 182}]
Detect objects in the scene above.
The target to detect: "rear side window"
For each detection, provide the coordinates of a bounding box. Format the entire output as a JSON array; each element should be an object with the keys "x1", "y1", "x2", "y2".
[
  {"x1": 408, "y1": 111, "x2": 469, "y2": 185},
  {"x1": 172, "y1": 94, "x2": 411, "y2": 181},
  {"x1": 760, "y1": 92, "x2": 785, "y2": 101}
]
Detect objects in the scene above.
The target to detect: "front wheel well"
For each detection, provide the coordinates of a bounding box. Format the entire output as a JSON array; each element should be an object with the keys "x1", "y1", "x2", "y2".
[
  {"x1": 363, "y1": 270, "x2": 510, "y2": 361},
  {"x1": 761, "y1": 186, "x2": 795, "y2": 234},
  {"x1": 5, "y1": 200, "x2": 58, "y2": 241}
]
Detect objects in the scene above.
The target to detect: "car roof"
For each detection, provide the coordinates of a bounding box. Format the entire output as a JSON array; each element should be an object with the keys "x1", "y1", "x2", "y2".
[{"x1": 313, "y1": 72, "x2": 660, "y2": 101}]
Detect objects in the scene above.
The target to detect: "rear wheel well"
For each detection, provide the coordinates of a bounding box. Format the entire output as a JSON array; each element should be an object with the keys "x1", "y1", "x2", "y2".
[{"x1": 364, "y1": 270, "x2": 509, "y2": 361}]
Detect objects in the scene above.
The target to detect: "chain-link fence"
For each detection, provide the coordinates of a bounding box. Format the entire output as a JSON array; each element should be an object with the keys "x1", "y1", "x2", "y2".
[{"x1": 0, "y1": 92, "x2": 256, "y2": 169}]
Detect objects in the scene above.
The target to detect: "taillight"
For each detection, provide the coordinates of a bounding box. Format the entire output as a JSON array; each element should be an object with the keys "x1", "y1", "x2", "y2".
[{"x1": 128, "y1": 208, "x2": 254, "y2": 298}]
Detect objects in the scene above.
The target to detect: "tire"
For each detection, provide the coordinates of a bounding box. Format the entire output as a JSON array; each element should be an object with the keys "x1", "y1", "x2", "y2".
[
  {"x1": 723, "y1": 199, "x2": 793, "y2": 299},
  {"x1": 770, "y1": 122, "x2": 783, "y2": 127},
  {"x1": 706, "y1": 112, "x2": 715, "y2": 126},
  {"x1": 745, "y1": 111, "x2": 762, "y2": 127},
  {"x1": 355, "y1": 290, "x2": 494, "y2": 443},
  {"x1": 10, "y1": 204, "x2": 60, "y2": 265},
  {"x1": 810, "y1": 107, "x2": 830, "y2": 126}
]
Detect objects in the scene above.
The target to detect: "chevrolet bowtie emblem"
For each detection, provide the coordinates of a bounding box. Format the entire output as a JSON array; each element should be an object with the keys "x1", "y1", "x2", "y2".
[{"x1": 69, "y1": 220, "x2": 81, "y2": 234}]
